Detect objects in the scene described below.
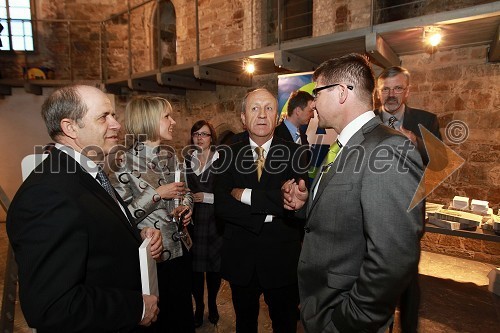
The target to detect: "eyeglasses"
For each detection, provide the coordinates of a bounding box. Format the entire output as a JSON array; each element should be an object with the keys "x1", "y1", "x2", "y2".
[
  {"x1": 192, "y1": 132, "x2": 211, "y2": 138},
  {"x1": 379, "y1": 86, "x2": 407, "y2": 95},
  {"x1": 312, "y1": 84, "x2": 353, "y2": 99}
]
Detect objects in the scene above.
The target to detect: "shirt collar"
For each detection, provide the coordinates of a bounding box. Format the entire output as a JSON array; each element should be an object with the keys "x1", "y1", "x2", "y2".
[
  {"x1": 249, "y1": 137, "x2": 272, "y2": 159},
  {"x1": 381, "y1": 107, "x2": 405, "y2": 127},
  {"x1": 283, "y1": 119, "x2": 299, "y2": 140},
  {"x1": 190, "y1": 149, "x2": 219, "y2": 175},
  {"x1": 337, "y1": 111, "x2": 376, "y2": 147},
  {"x1": 54, "y1": 143, "x2": 100, "y2": 178}
]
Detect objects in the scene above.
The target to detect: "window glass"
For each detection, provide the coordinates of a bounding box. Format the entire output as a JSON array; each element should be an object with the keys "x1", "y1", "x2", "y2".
[{"x1": 0, "y1": 0, "x2": 33, "y2": 51}]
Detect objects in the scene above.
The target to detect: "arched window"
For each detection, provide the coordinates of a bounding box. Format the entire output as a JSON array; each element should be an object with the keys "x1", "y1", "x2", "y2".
[{"x1": 153, "y1": 0, "x2": 176, "y2": 68}]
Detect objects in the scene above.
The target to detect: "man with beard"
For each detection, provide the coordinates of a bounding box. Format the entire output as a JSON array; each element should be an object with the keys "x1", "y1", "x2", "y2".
[
  {"x1": 376, "y1": 66, "x2": 440, "y2": 332},
  {"x1": 376, "y1": 66, "x2": 441, "y2": 165}
]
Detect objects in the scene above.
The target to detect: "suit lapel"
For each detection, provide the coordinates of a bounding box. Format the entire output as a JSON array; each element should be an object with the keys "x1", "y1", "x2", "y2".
[
  {"x1": 79, "y1": 170, "x2": 142, "y2": 242},
  {"x1": 308, "y1": 118, "x2": 380, "y2": 214},
  {"x1": 53, "y1": 149, "x2": 141, "y2": 242},
  {"x1": 236, "y1": 143, "x2": 259, "y2": 186}
]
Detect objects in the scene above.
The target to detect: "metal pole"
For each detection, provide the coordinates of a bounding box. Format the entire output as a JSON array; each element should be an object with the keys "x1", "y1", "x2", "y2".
[
  {"x1": 128, "y1": 0, "x2": 132, "y2": 77},
  {"x1": 195, "y1": 0, "x2": 200, "y2": 63},
  {"x1": 0, "y1": 185, "x2": 16, "y2": 333},
  {"x1": 68, "y1": 21, "x2": 73, "y2": 81},
  {"x1": 156, "y1": 0, "x2": 162, "y2": 70}
]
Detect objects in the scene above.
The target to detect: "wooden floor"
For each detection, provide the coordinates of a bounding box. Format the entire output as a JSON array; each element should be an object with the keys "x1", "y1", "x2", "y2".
[{"x1": 1, "y1": 222, "x2": 499, "y2": 332}]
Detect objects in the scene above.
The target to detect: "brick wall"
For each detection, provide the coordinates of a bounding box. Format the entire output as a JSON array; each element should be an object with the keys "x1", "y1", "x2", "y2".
[{"x1": 400, "y1": 48, "x2": 500, "y2": 265}]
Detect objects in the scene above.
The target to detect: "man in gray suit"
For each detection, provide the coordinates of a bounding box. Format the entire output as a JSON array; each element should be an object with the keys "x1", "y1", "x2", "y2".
[{"x1": 283, "y1": 53, "x2": 424, "y2": 333}]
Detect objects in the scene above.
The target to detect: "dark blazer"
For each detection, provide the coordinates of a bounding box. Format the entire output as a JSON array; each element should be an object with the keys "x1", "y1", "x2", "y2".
[
  {"x1": 274, "y1": 121, "x2": 309, "y2": 146},
  {"x1": 214, "y1": 137, "x2": 308, "y2": 289},
  {"x1": 376, "y1": 106, "x2": 441, "y2": 164},
  {"x1": 298, "y1": 117, "x2": 424, "y2": 333},
  {"x1": 7, "y1": 148, "x2": 145, "y2": 333}
]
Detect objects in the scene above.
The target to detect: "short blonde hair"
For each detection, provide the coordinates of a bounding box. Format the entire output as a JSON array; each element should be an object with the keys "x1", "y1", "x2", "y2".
[{"x1": 125, "y1": 96, "x2": 172, "y2": 142}]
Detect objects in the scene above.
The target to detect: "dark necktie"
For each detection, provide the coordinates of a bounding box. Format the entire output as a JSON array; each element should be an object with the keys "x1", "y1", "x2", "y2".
[
  {"x1": 388, "y1": 116, "x2": 397, "y2": 129},
  {"x1": 255, "y1": 146, "x2": 265, "y2": 181},
  {"x1": 96, "y1": 168, "x2": 119, "y2": 203}
]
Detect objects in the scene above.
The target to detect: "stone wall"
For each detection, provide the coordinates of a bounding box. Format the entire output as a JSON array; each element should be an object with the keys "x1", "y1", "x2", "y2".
[
  {"x1": 399, "y1": 47, "x2": 500, "y2": 265},
  {"x1": 313, "y1": 0, "x2": 371, "y2": 35},
  {"x1": 0, "y1": 0, "x2": 499, "y2": 264}
]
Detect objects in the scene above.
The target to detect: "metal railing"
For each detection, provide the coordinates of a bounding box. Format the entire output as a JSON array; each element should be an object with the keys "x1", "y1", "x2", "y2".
[{"x1": 1, "y1": 0, "x2": 494, "y2": 83}]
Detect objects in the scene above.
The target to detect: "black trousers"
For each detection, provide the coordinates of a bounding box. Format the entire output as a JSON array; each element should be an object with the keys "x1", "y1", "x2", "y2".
[
  {"x1": 399, "y1": 275, "x2": 420, "y2": 333},
  {"x1": 230, "y1": 273, "x2": 298, "y2": 333},
  {"x1": 192, "y1": 271, "x2": 221, "y2": 314},
  {"x1": 154, "y1": 252, "x2": 195, "y2": 333}
]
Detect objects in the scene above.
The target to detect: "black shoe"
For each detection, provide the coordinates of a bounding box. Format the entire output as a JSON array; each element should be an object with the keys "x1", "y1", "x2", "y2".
[
  {"x1": 208, "y1": 310, "x2": 219, "y2": 325},
  {"x1": 194, "y1": 309, "x2": 203, "y2": 328}
]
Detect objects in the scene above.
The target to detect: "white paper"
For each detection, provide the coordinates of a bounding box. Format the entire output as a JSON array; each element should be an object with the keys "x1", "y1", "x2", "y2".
[{"x1": 138, "y1": 237, "x2": 159, "y2": 296}]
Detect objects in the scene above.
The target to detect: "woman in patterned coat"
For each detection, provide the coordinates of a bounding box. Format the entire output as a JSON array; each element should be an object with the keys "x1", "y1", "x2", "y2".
[
  {"x1": 184, "y1": 120, "x2": 223, "y2": 327},
  {"x1": 110, "y1": 96, "x2": 195, "y2": 333}
]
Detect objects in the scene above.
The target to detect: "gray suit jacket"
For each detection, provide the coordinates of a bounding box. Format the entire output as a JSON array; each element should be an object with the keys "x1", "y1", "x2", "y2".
[{"x1": 298, "y1": 117, "x2": 424, "y2": 333}]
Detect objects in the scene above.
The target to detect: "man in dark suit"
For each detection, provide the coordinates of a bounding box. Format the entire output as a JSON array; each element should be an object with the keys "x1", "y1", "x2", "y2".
[
  {"x1": 377, "y1": 66, "x2": 443, "y2": 332},
  {"x1": 283, "y1": 54, "x2": 424, "y2": 333},
  {"x1": 274, "y1": 90, "x2": 314, "y2": 146},
  {"x1": 7, "y1": 85, "x2": 162, "y2": 333},
  {"x1": 376, "y1": 66, "x2": 442, "y2": 165},
  {"x1": 214, "y1": 88, "x2": 308, "y2": 333}
]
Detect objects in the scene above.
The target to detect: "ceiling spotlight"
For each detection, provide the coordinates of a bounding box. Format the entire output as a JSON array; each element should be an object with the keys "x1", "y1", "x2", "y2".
[
  {"x1": 243, "y1": 59, "x2": 255, "y2": 74},
  {"x1": 424, "y1": 26, "x2": 442, "y2": 47}
]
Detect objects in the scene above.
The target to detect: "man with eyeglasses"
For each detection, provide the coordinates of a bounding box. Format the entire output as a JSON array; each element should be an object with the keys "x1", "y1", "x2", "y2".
[
  {"x1": 282, "y1": 54, "x2": 424, "y2": 333},
  {"x1": 377, "y1": 66, "x2": 441, "y2": 165}
]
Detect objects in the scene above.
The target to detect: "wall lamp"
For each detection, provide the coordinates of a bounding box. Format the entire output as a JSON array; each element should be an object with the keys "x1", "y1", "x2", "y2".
[
  {"x1": 424, "y1": 26, "x2": 442, "y2": 47},
  {"x1": 243, "y1": 59, "x2": 255, "y2": 74}
]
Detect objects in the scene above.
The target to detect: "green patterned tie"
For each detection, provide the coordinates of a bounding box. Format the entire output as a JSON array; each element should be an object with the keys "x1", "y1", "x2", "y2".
[{"x1": 322, "y1": 140, "x2": 341, "y2": 172}]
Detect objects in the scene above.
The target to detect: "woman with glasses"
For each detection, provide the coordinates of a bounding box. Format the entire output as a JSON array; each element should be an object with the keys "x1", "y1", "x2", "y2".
[
  {"x1": 184, "y1": 120, "x2": 223, "y2": 328},
  {"x1": 110, "y1": 96, "x2": 195, "y2": 333}
]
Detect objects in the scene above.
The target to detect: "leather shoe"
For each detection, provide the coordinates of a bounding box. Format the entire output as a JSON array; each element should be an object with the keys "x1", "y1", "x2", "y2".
[
  {"x1": 194, "y1": 309, "x2": 203, "y2": 328},
  {"x1": 208, "y1": 311, "x2": 219, "y2": 325}
]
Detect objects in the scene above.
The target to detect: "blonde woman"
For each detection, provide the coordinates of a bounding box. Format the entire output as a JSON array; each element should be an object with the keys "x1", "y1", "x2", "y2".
[{"x1": 111, "y1": 96, "x2": 195, "y2": 332}]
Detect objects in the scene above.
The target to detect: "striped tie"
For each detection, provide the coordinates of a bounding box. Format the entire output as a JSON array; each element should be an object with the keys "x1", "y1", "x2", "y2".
[{"x1": 388, "y1": 116, "x2": 397, "y2": 129}]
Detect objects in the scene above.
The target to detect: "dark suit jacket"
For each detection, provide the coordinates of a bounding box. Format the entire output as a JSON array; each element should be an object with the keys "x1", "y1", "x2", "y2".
[
  {"x1": 376, "y1": 106, "x2": 441, "y2": 164},
  {"x1": 274, "y1": 121, "x2": 309, "y2": 146},
  {"x1": 298, "y1": 117, "x2": 424, "y2": 333},
  {"x1": 7, "y1": 148, "x2": 145, "y2": 333},
  {"x1": 274, "y1": 121, "x2": 311, "y2": 167},
  {"x1": 214, "y1": 137, "x2": 308, "y2": 289}
]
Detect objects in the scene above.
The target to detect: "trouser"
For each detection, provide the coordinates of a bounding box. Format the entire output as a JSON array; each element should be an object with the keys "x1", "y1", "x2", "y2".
[
  {"x1": 155, "y1": 252, "x2": 195, "y2": 333},
  {"x1": 192, "y1": 271, "x2": 221, "y2": 314},
  {"x1": 229, "y1": 273, "x2": 298, "y2": 333}
]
